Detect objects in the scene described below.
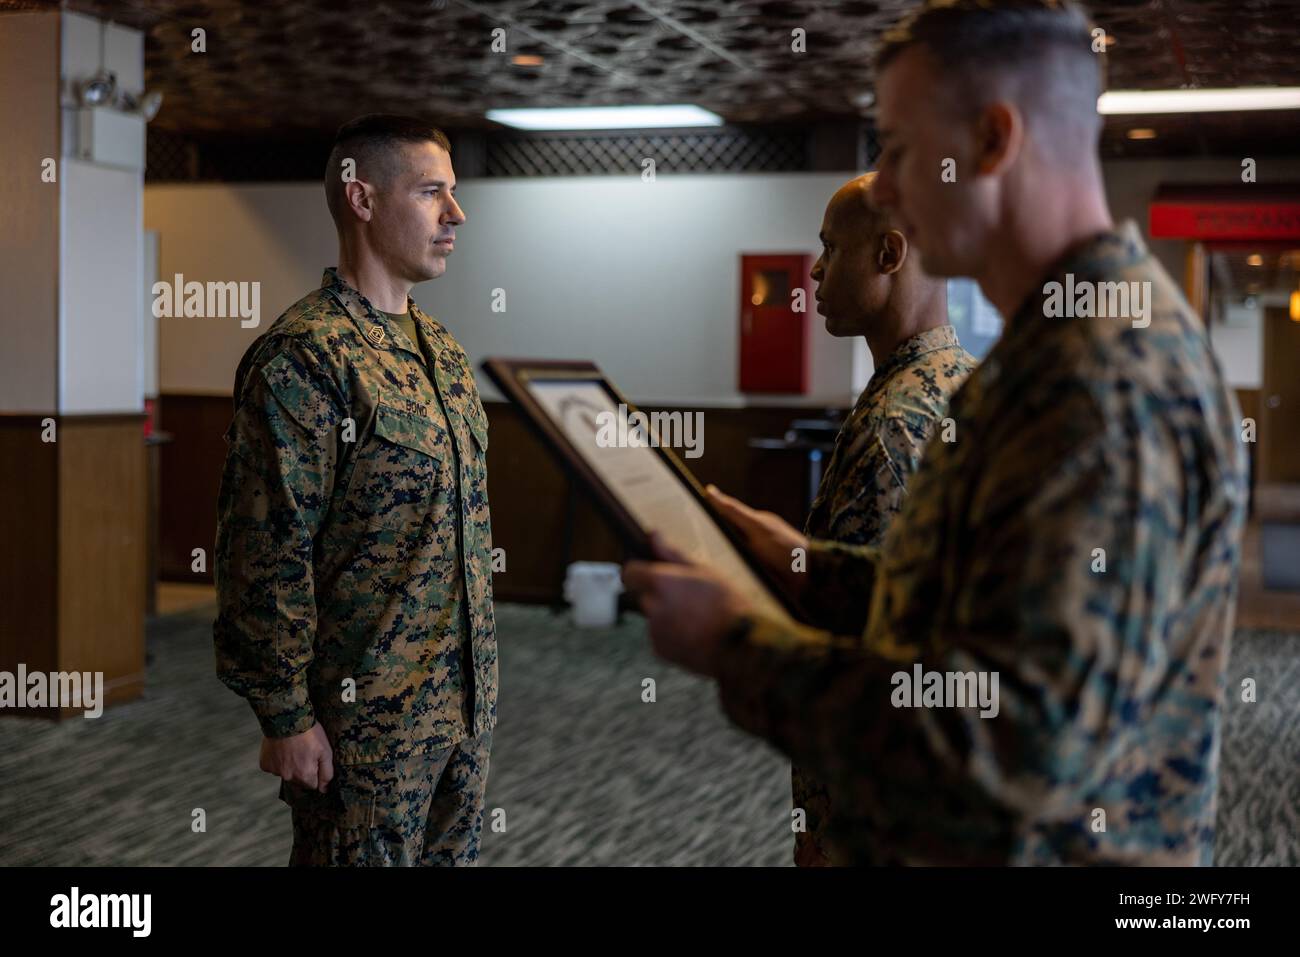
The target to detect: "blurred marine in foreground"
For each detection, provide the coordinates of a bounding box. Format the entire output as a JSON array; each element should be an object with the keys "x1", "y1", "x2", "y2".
[{"x1": 627, "y1": 0, "x2": 1247, "y2": 865}]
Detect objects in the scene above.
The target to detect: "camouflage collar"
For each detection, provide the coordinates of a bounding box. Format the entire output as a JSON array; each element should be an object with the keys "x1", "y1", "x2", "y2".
[
  {"x1": 1008, "y1": 219, "x2": 1148, "y2": 329},
  {"x1": 872, "y1": 324, "x2": 962, "y2": 384},
  {"x1": 320, "y1": 267, "x2": 440, "y2": 360}
]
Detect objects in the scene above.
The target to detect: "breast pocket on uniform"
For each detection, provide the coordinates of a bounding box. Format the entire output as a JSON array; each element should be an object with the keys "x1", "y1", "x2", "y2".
[
  {"x1": 345, "y1": 396, "x2": 450, "y2": 533},
  {"x1": 467, "y1": 405, "x2": 489, "y2": 458}
]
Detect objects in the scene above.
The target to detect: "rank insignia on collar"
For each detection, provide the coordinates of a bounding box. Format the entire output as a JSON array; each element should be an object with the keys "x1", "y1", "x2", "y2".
[{"x1": 366, "y1": 324, "x2": 386, "y2": 346}]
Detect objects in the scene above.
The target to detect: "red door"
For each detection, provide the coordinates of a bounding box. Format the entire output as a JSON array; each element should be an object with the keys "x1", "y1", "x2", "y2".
[{"x1": 739, "y1": 253, "x2": 812, "y2": 393}]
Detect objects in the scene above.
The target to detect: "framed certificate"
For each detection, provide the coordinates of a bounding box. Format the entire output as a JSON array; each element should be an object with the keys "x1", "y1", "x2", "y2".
[{"x1": 482, "y1": 358, "x2": 801, "y2": 627}]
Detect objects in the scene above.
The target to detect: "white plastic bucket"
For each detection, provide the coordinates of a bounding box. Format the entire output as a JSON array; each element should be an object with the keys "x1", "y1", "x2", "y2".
[{"x1": 563, "y1": 561, "x2": 624, "y2": 628}]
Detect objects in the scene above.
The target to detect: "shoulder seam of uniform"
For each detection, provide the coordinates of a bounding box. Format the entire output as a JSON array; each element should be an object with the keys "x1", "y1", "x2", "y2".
[{"x1": 248, "y1": 332, "x2": 348, "y2": 413}]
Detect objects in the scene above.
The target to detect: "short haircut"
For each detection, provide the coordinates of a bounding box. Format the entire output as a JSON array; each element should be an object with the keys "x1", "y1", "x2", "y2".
[
  {"x1": 874, "y1": 0, "x2": 1105, "y2": 165},
  {"x1": 324, "y1": 114, "x2": 452, "y2": 228}
]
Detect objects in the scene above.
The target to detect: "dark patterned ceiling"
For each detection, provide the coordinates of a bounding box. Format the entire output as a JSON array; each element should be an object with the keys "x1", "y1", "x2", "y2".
[{"x1": 9, "y1": 0, "x2": 1300, "y2": 156}]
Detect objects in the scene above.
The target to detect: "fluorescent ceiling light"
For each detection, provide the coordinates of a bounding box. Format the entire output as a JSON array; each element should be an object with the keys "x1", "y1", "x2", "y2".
[
  {"x1": 486, "y1": 105, "x2": 724, "y2": 130},
  {"x1": 1098, "y1": 87, "x2": 1300, "y2": 114}
]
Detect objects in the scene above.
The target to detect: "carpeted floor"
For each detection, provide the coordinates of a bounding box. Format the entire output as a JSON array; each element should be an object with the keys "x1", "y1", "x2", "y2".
[{"x1": 0, "y1": 604, "x2": 1295, "y2": 866}]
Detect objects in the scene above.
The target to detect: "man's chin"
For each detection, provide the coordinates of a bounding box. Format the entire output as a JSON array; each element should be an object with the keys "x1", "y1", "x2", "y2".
[
  {"x1": 416, "y1": 257, "x2": 448, "y2": 282},
  {"x1": 823, "y1": 314, "x2": 855, "y2": 338}
]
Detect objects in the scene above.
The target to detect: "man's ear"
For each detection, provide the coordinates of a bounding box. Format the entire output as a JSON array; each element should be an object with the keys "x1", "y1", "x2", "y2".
[
  {"x1": 878, "y1": 229, "x2": 907, "y2": 275},
  {"x1": 974, "y1": 100, "x2": 1021, "y2": 177},
  {"x1": 344, "y1": 179, "x2": 375, "y2": 223}
]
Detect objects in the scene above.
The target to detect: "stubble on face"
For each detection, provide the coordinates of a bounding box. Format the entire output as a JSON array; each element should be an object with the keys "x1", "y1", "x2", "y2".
[{"x1": 382, "y1": 141, "x2": 458, "y2": 284}]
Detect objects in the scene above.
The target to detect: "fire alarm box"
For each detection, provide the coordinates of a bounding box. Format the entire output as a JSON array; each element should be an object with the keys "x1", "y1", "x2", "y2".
[{"x1": 739, "y1": 253, "x2": 813, "y2": 393}]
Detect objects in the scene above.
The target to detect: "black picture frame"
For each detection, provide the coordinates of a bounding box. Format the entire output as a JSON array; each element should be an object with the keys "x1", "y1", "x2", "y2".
[{"x1": 481, "y1": 357, "x2": 805, "y2": 622}]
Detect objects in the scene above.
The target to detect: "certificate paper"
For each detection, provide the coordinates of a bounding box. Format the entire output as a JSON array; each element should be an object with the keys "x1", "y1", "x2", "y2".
[{"x1": 524, "y1": 377, "x2": 796, "y2": 627}]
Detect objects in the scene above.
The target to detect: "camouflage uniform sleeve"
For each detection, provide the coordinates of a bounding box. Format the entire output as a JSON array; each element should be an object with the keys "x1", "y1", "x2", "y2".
[
  {"x1": 878, "y1": 403, "x2": 935, "y2": 481},
  {"x1": 717, "y1": 389, "x2": 1122, "y2": 857},
  {"x1": 799, "y1": 540, "x2": 880, "y2": 635},
  {"x1": 213, "y1": 338, "x2": 344, "y2": 739},
  {"x1": 796, "y1": 413, "x2": 927, "y2": 635}
]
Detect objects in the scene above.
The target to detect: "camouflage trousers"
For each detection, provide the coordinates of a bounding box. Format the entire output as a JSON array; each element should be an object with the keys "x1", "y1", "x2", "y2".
[{"x1": 279, "y1": 731, "x2": 491, "y2": 866}]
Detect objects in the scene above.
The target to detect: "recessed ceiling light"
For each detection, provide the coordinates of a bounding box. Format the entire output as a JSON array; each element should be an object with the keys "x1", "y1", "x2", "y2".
[
  {"x1": 486, "y1": 105, "x2": 725, "y2": 130},
  {"x1": 1247, "y1": 254, "x2": 1264, "y2": 266},
  {"x1": 1099, "y1": 87, "x2": 1300, "y2": 114},
  {"x1": 1126, "y1": 128, "x2": 1157, "y2": 140},
  {"x1": 511, "y1": 54, "x2": 544, "y2": 66}
]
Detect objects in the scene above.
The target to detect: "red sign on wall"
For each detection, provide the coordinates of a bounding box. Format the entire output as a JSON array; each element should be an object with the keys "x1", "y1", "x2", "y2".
[
  {"x1": 738, "y1": 253, "x2": 812, "y2": 394},
  {"x1": 1149, "y1": 201, "x2": 1300, "y2": 241}
]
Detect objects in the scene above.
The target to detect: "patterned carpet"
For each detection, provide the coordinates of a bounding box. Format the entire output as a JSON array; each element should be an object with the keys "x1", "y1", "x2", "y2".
[{"x1": 0, "y1": 604, "x2": 1294, "y2": 866}]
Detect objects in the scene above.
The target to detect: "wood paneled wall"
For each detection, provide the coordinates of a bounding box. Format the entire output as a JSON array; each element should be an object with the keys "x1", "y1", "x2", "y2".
[
  {"x1": 482, "y1": 401, "x2": 815, "y2": 603},
  {"x1": 158, "y1": 395, "x2": 819, "y2": 603},
  {"x1": 0, "y1": 417, "x2": 59, "y2": 676},
  {"x1": 0, "y1": 414, "x2": 147, "y2": 717},
  {"x1": 154, "y1": 386, "x2": 1272, "y2": 604},
  {"x1": 157, "y1": 395, "x2": 232, "y2": 581},
  {"x1": 58, "y1": 418, "x2": 147, "y2": 708}
]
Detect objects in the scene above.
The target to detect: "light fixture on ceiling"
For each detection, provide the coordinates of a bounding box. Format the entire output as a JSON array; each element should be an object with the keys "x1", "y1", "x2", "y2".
[
  {"x1": 78, "y1": 18, "x2": 117, "y2": 107},
  {"x1": 117, "y1": 89, "x2": 163, "y2": 120},
  {"x1": 79, "y1": 69, "x2": 117, "y2": 106},
  {"x1": 141, "y1": 90, "x2": 163, "y2": 121},
  {"x1": 1126, "y1": 128, "x2": 1157, "y2": 140},
  {"x1": 511, "y1": 54, "x2": 544, "y2": 67},
  {"x1": 1247, "y1": 253, "x2": 1264, "y2": 266},
  {"x1": 486, "y1": 104, "x2": 725, "y2": 130},
  {"x1": 1098, "y1": 87, "x2": 1300, "y2": 114}
]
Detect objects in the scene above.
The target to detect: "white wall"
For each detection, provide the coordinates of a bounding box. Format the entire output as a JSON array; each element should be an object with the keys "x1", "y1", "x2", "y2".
[
  {"x1": 143, "y1": 230, "x2": 159, "y2": 398},
  {"x1": 145, "y1": 173, "x2": 862, "y2": 406},
  {"x1": 57, "y1": 11, "x2": 145, "y2": 414},
  {"x1": 59, "y1": 159, "x2": 144, "y2": 412},
  {"x1": 144, "y1": 158, "x2": 1300, "y2": 403},
  {"x1": 0, "y1": 10, "x2": 147, "y2": 414},
  {"x1": 146, "y1": 183, "x2": 335, "y2": 396},
  {"x1": 1212, "y1": 304, "x2": 1263, "y2": 388},
  {"x1": 60, "y1": 10, "x2": 142, "y2": 93}
]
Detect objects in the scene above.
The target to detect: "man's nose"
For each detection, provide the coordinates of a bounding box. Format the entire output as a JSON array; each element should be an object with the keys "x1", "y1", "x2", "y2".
[{"x1": 446, "y1": 196, "x2": 467, "y2": 225}]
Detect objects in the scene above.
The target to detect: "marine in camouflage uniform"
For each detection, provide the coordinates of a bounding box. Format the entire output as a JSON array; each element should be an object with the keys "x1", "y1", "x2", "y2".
[
  {"x1": 214, "y1": 267, "x2": 496, "y2": 866},
  {"x1": 794, "y1": 324, "x2": 975, "y2": 865},
  {"x1": 717, "y1": 223, "x2": 1248, "y2": 864}
]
